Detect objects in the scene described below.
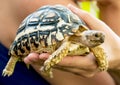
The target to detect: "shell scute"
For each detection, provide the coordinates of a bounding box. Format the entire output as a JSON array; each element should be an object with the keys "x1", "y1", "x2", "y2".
[
  {"x1": 2, "y1": 5, "x2": 108, "y2": 78},
  {"x1": 10, "y1": 5, "x2": 85, "y2": 56}
]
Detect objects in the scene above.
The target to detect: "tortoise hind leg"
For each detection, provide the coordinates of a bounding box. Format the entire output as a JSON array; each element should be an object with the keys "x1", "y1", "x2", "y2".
[
  {"x1": 2, "y1": 56, "x2": 19, "y2": 77},
  {"x1": 90, "y1": 46, "x2": 108, "y2": 71},
  {"x1": 41, "y1": 42, "x2": 70, "y2": 78}
]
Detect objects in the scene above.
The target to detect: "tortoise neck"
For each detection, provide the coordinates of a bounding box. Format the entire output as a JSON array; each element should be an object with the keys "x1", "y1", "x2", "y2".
[{"x1": 69, "y1": 35, "x2": 82, "y2": 43}]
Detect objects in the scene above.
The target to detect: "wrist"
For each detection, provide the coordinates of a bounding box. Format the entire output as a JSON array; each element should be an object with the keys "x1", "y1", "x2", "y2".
[{"x1": 107, "y1": 38, "x2": 120, "y2": 70}]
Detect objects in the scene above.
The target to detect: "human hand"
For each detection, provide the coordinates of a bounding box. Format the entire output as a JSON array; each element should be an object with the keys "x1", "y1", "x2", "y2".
[
  {"x1": 24, "y1": 52, "x2": 98, "y2": 78},
  {"x1": 23, "y1": 4, "x2": 109, "y2": 78},
  {"x1": 24, "y1": 4, "x2": 120, "y2": 78},
  {"x1": 68, "y1": 4, "x2": 120, "y2": 69}
]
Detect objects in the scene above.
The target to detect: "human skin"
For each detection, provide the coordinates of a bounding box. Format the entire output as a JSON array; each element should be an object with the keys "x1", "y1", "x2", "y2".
[
  {"x1": 0, "y1": 0, "x2": 118, "y2": 85},
  {"x1": 67, "y1": 4, "x2": 120, "y2": 70},
  {"x1": 77, "y1": 0, "x2": 120, "y2": 36},
  {"x1": 97, "y1": 0, "x2": 120, "y2": 36},
  {"x1": 24, "y1": 4, "x2": 120, "y2": 85}
]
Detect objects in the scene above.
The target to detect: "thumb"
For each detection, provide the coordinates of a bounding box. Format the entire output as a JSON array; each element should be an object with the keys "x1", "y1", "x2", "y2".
[{"x1": 67, "y1": 4, "x2": 108, "y2": 31}]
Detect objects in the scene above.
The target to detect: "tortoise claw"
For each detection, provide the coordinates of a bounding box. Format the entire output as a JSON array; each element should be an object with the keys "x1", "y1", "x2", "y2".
[
  {"x1": 40, "y1": 66, "x2": 53, "y2": 78},
  {"x1": 2, "y1": 69, "x2": 13, "y2": 77},
  {"x1": 98, "y1": 60, "x2": 108, "y2": 71}
]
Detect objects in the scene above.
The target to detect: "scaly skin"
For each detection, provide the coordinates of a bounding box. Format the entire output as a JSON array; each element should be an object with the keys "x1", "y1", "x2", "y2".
[
  {"x1": 90, "y1": 46, "x2": 108, "y2": 71},
  {"x1": 2, "y1": 56, "x2": 19, "y2": 77},
  {"x1": 2, "y1": 5, "x2": 108, "y2": 78},
  {"x1": 40, "y1": 41, "x2": 70, "y2": 78}
]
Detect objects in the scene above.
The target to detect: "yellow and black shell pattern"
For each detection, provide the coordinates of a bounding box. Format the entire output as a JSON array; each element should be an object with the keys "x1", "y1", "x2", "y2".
[{"x1": 9, "y1": 5, "x2": 85, "y2": 57}]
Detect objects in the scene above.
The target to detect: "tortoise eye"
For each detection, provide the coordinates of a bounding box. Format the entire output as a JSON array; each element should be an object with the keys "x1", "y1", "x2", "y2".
[{"x1": 95, "y1": 33, "x2": 99, "y2": 37}]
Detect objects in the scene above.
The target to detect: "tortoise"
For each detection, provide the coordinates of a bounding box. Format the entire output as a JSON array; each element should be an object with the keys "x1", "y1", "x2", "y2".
[{"x1": 2, "y1": 5, "x2": 108, "y2": 78}]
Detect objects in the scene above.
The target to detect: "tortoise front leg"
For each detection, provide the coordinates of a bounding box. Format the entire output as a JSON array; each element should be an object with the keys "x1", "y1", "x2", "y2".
[
  {"x1": 2, "y1": 56, "x2": 19, "y2": 77},
  {"x1": 41, "y1": 42, "x2": 70, "y2": 78},
  {"x1": 68, "y1": 43, "x2": 90, "y2": 56},
  {"x1": 90, "y1": 46, "x2": 108, "y2": 71}
]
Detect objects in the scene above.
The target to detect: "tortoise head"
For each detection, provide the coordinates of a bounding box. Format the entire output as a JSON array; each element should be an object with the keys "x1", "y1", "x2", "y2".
[
  {"x1": 79, "y1": 30, "x2": 105, "y2": 47},
  {"x1": 69, "y1": 30, "x2": 105, "y2": 47}
]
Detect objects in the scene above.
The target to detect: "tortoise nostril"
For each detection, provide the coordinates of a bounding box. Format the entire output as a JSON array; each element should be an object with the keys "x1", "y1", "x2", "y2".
[{"x1": 100, "y1": 37, "x2": 104, "y2": 43}]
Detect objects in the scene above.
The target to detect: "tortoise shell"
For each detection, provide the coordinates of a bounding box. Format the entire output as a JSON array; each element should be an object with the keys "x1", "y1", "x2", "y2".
[
  {"x1": 3, "y1": 5, "x2": 108, "y2": 77},
  {"x1": 10, "y1": 5, "x2": 85, "y2": 56}
]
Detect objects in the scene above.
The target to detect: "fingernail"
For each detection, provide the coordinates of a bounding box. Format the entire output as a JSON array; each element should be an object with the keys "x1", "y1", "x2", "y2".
[
  {"x1": 39, "y1": 53, "x2": 49, "y2": 60},
  {"x1": 67, "y1": 4, "x2": 79, "y2": 13},
  {"x1": 67, "y1": 4, "x2": 75, "y2": 9},
  {"x1": 67, "y1": 4, "x2": 72, "y2": 7},
  {"x1": 24, "y1": 57, "x2": 31, "y2": 64}
]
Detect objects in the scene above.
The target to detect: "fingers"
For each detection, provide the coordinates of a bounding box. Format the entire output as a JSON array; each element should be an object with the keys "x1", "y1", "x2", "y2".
[
  {"x1": 24, "y1": 53, "x2": 50, "y2": 64},
  {"x1": 23, "y1": 52, "x2": 99, "y2": 77},
  {"x1": 68, "y1": 4, "x2": 119, "y2": 40},
  {"x1": 68, "y1": 4, "x2": 120, "y2": 51},
  {"x1": 67, "y1": 4, "x2": 109, "y2": 31},
  {"x1": 24, "y1": 53, "x2": 40, "y2": 64},
  {"x1": 54, "y1": 53, "x2": 99, "y2": 77},
  {"x1": 57, "y1": 53, "x2": 97, "y2": 69},
  {"x1": 54, "y1": 65, "x2": 98, "y2": 78},
  {"x1": 24, "y1": 52, "x2": 96, "y2": 69},
  {"x1": 39, "y1": 53, "x2": 50, "y2": 60}
]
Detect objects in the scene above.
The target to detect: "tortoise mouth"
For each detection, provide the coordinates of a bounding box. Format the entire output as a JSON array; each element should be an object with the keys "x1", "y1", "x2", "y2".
[
  {"x1": 90, "y1": 36, "x2": 105, "y2": 43},
  {"x1": 90, "y1": 39, "x2": 104, "y2": 43},
  {"x1": 89, "y1": 39, "x2": 104, "y2": 47}
]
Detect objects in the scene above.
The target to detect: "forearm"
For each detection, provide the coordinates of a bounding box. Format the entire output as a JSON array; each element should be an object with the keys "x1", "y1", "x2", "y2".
[
  {"x1": 97, "y1": 0, "x2": 120, "y2": 36},
  {"x1": 107, "y1": 36, "x2": 120, "y2": 70},
  {"x1": 96, "y1": 0, "x2": 120, "y2": 69},
  {"x1": 99, "y1": 21, "x2": 120, "y2": 70},
  {"x1": 68, "y1": 4, "x2": 120, "y2": 70},
  {"x1": 106, "y1": 35, "x2": 120, "y2": 70}
]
